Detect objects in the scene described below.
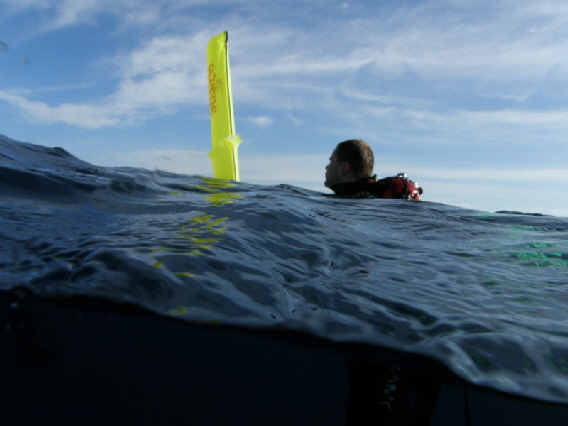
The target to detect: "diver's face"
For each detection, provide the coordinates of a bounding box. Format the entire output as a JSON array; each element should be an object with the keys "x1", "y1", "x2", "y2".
[{"x1": 324, "y1": 151, "x2": 342, "y2": 188}]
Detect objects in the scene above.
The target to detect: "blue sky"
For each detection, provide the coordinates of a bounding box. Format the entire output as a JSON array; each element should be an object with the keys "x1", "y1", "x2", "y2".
[{"x1": 1, "y1": 0, "x2": 567, "y2": 216}]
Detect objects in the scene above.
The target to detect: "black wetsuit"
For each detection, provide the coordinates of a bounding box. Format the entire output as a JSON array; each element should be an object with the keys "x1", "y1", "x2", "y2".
[
  {"x1": 331, "y1": 175, "x2": 423, "y2": 201},
  {"x1": 330, "y1": 177, "x2": 378, "y2": 199}
]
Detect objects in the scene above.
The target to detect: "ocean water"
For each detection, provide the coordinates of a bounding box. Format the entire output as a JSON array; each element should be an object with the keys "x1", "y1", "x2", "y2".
[{"x1": 1, "y1": 134, "x2": 568, "y2": 404}]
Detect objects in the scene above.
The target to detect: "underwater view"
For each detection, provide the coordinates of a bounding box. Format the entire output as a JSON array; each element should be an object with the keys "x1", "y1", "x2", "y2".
[{"x1": 1, "y1": 133, "x2": 568, "y2": 423}]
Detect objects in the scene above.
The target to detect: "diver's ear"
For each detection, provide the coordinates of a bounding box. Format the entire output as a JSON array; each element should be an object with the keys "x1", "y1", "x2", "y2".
[{"x1": 340, "y1": 161, "x2": 350, "y2": 175}]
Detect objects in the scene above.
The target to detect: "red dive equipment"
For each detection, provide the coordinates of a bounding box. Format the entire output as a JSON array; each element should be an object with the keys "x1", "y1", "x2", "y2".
[{"x1": 372, "y1": 173, "x2": 423, "y2": 201}]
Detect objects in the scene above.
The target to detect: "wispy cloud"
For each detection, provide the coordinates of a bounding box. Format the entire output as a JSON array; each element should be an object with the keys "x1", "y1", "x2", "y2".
[
  {"x1": 0, "y1": 90, "x2": 121, "y2": 127},
  {"x1": 0, "y1": 31, "x2": 212, "y2": 127},
  {"x1": 3, "y1": 0, "x2": 568, "y2": 144},
  {"x1": 99, "y1": 148, "x2": 212, "y2": 175},
  {"x1": 246, "y1": 116, "x2": 274, "y2": 127}
]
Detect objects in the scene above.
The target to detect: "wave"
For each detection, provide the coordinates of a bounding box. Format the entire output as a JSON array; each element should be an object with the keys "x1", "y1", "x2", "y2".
[{"x1": 1, "y1": 133, "x2": 568, "y2": 405}]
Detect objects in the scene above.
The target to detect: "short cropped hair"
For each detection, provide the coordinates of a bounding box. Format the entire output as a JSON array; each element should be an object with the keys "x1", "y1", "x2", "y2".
[{"x1": 334, "y1": 139, "x2": 374, "y2": 178}]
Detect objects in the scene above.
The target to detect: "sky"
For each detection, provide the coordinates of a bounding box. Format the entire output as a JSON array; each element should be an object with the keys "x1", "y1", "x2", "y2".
[{"x1": 1, "y1": 0, "x2": 567, "y2": 216}]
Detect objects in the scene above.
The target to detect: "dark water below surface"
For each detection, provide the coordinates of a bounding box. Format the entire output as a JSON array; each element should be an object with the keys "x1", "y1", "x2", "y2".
[{"x1": 1, "y1": 134, "x2": 568, "y2": 404}]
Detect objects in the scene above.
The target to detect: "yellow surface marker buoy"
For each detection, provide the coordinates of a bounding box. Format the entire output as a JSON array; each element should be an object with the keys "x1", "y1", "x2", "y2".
[{"x1": 207, "y1": 31, "x2": 241, "y2": 181}]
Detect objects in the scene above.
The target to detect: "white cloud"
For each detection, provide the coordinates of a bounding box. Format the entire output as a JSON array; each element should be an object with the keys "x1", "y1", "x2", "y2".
[
  {"x1": 407, "y1": 167, "x2": 568, "y2": 181},
  {"x1": 409, "y1": 108, "x2": 568, "y2": 129},
  {"x1": 4, "y1": 0, "x2": 568, "y2": 142},
  {"x1": 0, "y1": 91, "x2": 121, "y2": 127},
  {"x1": 246, "y1": 116, "x2": 274, "y2": 127},
  {"x1": 2, "y1": 0, "x2": 165, "y2": 31},
  {"x1": 239, "y1": 154, "x2": 327, "y2": 183},
  {"x1": 0, "y1": 31, "x2": 212, "y2": 127},
  {"x1": 95, "y1": 148, "x2": 211, "y2": 175}
]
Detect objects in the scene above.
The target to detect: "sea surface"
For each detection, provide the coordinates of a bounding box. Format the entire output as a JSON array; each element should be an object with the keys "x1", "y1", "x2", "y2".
[{"x1": 1, "y1": 134, "x2": 568, "y2": 404}]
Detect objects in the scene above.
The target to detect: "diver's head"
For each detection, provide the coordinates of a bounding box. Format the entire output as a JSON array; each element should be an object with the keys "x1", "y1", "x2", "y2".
[{"x1": 324, "y1": 139, "x2": 374, "y2": 188}]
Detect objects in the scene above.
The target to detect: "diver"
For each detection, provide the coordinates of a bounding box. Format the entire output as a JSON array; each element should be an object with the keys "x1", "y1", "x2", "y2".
[
  {"x1": 325, "y1": 139, "x2": 422, "y2": 200},
  {"x1": 325, "y1": 140, "x2": 435, "y2": 425}
]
